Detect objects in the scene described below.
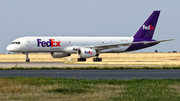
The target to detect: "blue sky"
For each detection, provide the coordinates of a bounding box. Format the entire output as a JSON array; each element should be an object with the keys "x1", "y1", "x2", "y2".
[{"x1": 0, "y1": 0, "x2": 179, "y2": 53}]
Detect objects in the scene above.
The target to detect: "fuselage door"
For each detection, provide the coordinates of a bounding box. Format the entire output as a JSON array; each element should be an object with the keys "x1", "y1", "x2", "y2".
[{"x1": 26, "y1": 38, "x2": 31, "y2": 50}]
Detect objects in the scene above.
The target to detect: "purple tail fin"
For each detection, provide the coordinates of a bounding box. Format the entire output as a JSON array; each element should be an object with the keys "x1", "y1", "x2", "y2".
[{"x1": 133, "y1": 11, "x2": 160, "y2": 39}]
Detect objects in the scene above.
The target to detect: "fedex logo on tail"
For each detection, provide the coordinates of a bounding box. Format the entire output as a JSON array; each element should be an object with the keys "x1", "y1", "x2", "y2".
[
  {"x1": 37, "y1": 39, "x2": 61, "y2": 47},
  {"x1": 143, "y1": 25, "x2": 154, "y2": 30},
  {"x1": 85, "y1": 51, "x2": 93, "y2": 54}
]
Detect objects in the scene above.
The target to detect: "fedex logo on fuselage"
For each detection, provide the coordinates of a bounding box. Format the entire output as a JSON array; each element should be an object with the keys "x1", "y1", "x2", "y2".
[
  {"x1": 143, "y1": 25, "x2": 154, "y2": 30},
  {"x1": 85, "y1": 51, "x2": 93, "y2": 54},
  {"x1": 37, "y1": 39, "x2": 61, "y2": 47}
]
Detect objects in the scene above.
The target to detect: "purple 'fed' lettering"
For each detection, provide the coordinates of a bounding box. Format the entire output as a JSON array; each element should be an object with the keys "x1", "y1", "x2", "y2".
[
  {"x1": 37, "y1": 39, "x2": 52, "y2": 47},
  {"x1": 37, "y1": 39, "x2": 61, "y2": 47}
]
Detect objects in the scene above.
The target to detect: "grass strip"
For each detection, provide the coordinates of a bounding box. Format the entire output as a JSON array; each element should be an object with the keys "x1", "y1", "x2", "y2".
[
  {"x1": 0, "y1": 77, "x2": 180, "y2": 101},
  {"x1": 1, "y1": 66, "x2": 180, "y2": 70}
]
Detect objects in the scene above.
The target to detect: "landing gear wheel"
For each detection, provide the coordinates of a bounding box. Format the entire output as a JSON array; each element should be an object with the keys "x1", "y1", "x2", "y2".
[
  {"x1": 99, "y1": 58, "x2": 102, "y2": 61},
  {"x1": 26, "y1": 59, "x2": 30, "y2": 62},
  {"x1": 93, "y1": 58, "x2": 96, "y2": 61},
  {"x1": 93, "y1": 58, "x2": 102, "y2": 62},
  {"x1": 77, "y1": 58, "x2": 86, "y2": 62}
]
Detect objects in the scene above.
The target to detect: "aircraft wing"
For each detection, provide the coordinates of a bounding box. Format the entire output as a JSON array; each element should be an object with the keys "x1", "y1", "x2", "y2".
[
  {"x1": 90, "y1": 39, "x2": 174, "y2": 50},
  {"x1": 72, "y1": 39, "x2": 174, "y2": 50}
]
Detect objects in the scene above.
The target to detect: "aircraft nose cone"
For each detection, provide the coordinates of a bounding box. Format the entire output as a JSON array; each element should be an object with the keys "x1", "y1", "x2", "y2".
[{"x1": 6, "y1": 45, "x2": 13, "y2": 52}]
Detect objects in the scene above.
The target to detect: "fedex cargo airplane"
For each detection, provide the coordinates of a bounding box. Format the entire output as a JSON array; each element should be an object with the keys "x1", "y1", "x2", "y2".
[{"x1": 6, "y1": 11, "x2": 173, "y2": 62}]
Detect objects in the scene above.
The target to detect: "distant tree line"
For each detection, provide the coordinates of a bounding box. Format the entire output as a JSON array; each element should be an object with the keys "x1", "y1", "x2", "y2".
[{"x1": 155, "y1": 49, "x2": 178, "y2": 53}]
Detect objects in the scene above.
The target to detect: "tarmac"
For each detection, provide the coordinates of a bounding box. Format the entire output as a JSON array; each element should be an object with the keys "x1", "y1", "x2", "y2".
[
  {"x1": 0, "y1": 62, "x2": 164, "y2": 68},
  {"x1": 0, "y1": 62, "x2": 179, "y2": 80},
  {"x1": 0, "y1": 70, "x2": 179, "y2": 80}
]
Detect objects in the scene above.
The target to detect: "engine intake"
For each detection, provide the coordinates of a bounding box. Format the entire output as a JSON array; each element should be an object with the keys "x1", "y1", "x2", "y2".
[{"x1": 51, "y1": 52, "x2": 71, "y2": 58}]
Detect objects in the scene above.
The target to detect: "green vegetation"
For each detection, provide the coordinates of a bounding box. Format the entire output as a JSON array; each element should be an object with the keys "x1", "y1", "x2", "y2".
[
  {"x1": 0, "y1": 77, "x2": 180, "y2": 101},
  {"x1": 1, "y1": 66, "x2": 180, "y2": 70}
]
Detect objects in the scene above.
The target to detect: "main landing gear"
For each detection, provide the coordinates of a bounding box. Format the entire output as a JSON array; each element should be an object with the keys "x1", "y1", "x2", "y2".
[
  {"x1": 77, "y1": 57, "x2": 102, "y2": 62},
  {"x1": 77, "y1": 58, "x2": 86, "y2": 61},
  {"x1": 25, "y1": 52, "x2": 30, "y2": 62},
  {"x1": 93, "y1": 58, "x2": 102, "y2": 62},
  {"x1": 93, "y1": 55, "x2": 102, "y2": 62}
]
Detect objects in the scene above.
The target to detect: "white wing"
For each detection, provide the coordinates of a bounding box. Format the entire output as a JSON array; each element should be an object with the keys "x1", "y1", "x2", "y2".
[
  {"x1": 89, "y1": 39, "x2": 174, "y2": 50},
  {"x1": 72, "y1": 39, "x2": 174, "y2": 50}
]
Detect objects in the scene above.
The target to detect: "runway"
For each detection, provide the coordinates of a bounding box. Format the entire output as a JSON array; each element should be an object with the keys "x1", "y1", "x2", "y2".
[
  {"x1": 0, "y1": 62, "x2": 162, "y2": 68},
  {"x1": 0, "y1": 70, "x2": 180, "y2": 80},
  {"x1": 0, "y1": 62, "x2": 107, "y2": 68}
]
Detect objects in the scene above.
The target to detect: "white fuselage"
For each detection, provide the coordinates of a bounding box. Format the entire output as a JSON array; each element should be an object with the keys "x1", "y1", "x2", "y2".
[{"x1": 7, "y1": 36, "x2": 134, "y2": 53}]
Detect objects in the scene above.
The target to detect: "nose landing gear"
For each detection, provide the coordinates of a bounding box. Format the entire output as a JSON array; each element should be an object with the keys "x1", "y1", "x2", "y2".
[{"x1": 25, "y1": 52, "x2": 30, "y2": 62}]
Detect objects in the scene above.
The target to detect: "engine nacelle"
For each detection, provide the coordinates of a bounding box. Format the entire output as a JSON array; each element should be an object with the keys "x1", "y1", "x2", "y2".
[
  {"x1": 51, "y1": 52, "x2": 71, "y2": 58},
  {"x1": 77, "y1": 48, "x2": 99, "y2": 58}
]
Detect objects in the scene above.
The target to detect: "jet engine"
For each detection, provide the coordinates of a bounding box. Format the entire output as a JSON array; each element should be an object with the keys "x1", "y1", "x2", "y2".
[
  {"x1": 77, "y1": 48, "x2": 99, "y2": 58},
  {"x1": 51, "y1": 52, "x2": 71, "y2": 58}
]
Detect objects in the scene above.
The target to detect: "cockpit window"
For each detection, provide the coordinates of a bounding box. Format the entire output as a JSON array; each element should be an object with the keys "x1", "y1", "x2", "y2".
[
  {"x1": 11, "y1": 42, "x2": 20, "y2": 44},
  {"x1": 11, "y1": 42, "x2": 16, "y2": 44}
]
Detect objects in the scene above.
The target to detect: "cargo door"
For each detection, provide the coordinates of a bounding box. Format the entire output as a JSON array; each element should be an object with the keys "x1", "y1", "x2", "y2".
[{"x1": 26, "y1": 38, "x2": 31, "y2": 50}]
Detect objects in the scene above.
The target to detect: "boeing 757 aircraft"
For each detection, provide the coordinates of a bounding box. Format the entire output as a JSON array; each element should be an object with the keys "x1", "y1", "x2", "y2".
[{"x1": 7, "y1": 11, "x2": 173, "y2": 62}]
